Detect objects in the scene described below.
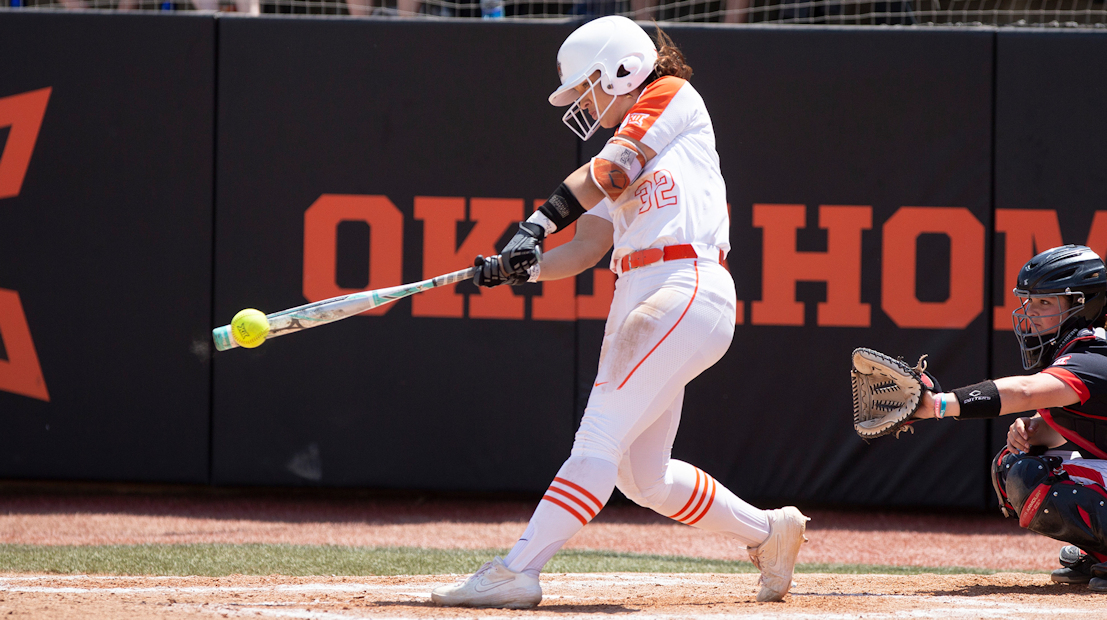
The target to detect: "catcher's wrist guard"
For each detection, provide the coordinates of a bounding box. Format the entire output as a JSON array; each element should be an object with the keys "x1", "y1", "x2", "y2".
[
  {"x1": 951, "y1": 380, "x2": 1001, "y2": 418},
  {"x1": 851, "y1": 348, "x2": 940, "y2": 439}
]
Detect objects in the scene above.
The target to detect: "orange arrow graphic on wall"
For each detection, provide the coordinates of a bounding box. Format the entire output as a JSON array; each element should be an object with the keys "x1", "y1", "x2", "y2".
[
  {"x1": 0, "y1": 289, "x2": 49, "y2": 401},
  {"x1": 0, "y1": 87, "x2": 52, "y2": 401},
  {"x1": 0, "y1": 87, "x2": 51, "y2": 200}
]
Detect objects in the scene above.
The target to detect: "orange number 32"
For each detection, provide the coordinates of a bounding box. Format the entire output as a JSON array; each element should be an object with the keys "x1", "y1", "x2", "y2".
[{"x1": 635, "y1": 170, "x2": 678, "y2": 214}]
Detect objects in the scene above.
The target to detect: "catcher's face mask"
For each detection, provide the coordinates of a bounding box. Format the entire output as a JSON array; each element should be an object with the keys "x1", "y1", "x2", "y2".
[{"x1": 1012, "y1": 291, "x2": 1081, "y2": 369}]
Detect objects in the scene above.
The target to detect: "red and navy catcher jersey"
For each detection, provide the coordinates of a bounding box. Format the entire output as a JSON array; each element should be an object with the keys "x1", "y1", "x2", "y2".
[{"x1": 1039, "y1": 327, "x2": 1107, "y2": 460}]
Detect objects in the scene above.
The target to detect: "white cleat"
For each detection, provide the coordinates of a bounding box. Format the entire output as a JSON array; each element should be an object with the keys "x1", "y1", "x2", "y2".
[
  {"x1": 430, "y1": 556, "x2": 542, "y2": 609},
  {"x1": 747, "y1": 506, "x2": 810, "y2": 602}
]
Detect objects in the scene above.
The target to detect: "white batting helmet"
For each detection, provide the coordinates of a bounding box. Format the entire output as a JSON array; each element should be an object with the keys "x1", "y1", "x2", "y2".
[{"x1": 549, "y1": 16, "x2": 658, "y2": 140}]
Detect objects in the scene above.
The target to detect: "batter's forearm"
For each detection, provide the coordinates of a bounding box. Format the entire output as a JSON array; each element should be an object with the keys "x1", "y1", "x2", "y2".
[
  {"x1": 563, "y1": 162, "x2": 606, "y2": 210},
  {"x1": 536, "y1": 214, "x2": 614, "y2": 282},
  {"x1": 538, "y1": 245, "x2": 601, "y2": 281}
]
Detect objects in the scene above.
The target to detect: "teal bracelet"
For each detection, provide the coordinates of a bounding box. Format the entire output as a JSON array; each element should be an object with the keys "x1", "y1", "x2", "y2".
[{"x1": 937, "y1": 394, "x2": 948, "y2": 419}]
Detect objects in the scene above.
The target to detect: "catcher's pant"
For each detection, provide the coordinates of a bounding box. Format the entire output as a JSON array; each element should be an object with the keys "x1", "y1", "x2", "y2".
[
  {"x1": 1050, "y1": 450, "x2": 1107, "y2": 488},
  {"x1": 996, "y1": 448, "x2": 1107, "y2": 562},
  {"x1": 504, "y1": 259, "x2": 770, "y2": 575}
]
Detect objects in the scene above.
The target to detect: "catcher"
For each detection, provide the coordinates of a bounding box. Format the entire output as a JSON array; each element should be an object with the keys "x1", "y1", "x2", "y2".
[{"x1": 853, "y1": 244, "x2": 1107, "y2": 591}]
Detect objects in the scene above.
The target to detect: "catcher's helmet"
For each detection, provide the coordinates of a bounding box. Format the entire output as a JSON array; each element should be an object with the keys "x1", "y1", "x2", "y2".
[
  {"x1": 1012, "y1": 244, "x2": 1107, "y2": 369},
  {"x1": 548, "y1": 16, "x2": 658, "y2": 141}
]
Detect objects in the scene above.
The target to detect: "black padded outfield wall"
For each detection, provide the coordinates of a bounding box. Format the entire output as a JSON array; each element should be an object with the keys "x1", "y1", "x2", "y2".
[
  {"x1": 3, "y1": 11, "x2": 1104, "y2": 509},
  {"x1": 0, "y1": 12, "x2": 214, "y2": 482},
  {"x1": 211, "y1": 19, "x2": 996, "y2": 507},
  {"x1": 671, "y1": 26, "x2": 995, "y2": 508},
  {"x1": 989, "y1": 32, "x2": 1107, "y2": 468},
  {"x1": 211, "y1": 18, "x2": 582, "y2": 491}
]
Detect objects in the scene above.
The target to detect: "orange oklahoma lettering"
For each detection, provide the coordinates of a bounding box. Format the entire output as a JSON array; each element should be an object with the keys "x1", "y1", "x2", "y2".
[
  {"x1": 1082, "y1": 211, "x2": 1107, "y2": 261},
  {"x1": 0, "y1": 289, "x2": 49, "y2": 401},
  {"x1": 882, "y1": 207, "x2": 984, "y2": 329},
  {"x1": 576, "y1": 260, "x2": 615, "y2": 320},
  {"x1": 0, "y1": 87, "x2": 51, "y2": 200},
  {"x1": 412, "y1": 197, "x2": 524, "y2": 319},
  {"x1": 992, "y1": 209, "x2": 1107, "y2": 330},
  {"x1": 993, "y1": 209, "x2": 1062, "y2": 330},
  {"x1": 532, "y1": 212, "x2": 576, "y2": 321},
  {"x1": 751, "y1": 204, "x2": 871, "y2": 326},
  {"x1": 723, "y1": 203, "x2": 743, "y2": 325},
  {"x1": 302, "y1": 195, "x2": 404, "y2": 315}
]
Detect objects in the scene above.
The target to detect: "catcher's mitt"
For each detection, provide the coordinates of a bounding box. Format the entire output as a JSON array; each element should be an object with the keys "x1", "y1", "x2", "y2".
[{"x1": 851, "y1": 348, "x2": 940, "y2": 439}]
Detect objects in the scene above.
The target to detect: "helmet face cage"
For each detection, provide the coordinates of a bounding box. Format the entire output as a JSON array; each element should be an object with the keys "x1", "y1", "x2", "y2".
[
  {"x1": 1010, "y1": 244, "x2": 1107, "y2": 370},
  {"x1": 561, "y1": 72, "x2": 620, "y2": 141},
  {"x1": 1011, "y1": 291, "x2": 1086, "y2": 370}
]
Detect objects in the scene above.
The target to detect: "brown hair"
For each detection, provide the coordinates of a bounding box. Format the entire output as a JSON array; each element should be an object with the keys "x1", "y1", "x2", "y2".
[{"x1": 652, "y1": 26, "x2": 693, "y2": 81}]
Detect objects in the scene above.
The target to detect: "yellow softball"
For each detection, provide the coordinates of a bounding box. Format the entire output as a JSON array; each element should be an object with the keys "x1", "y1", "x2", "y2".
[{"x1": 231, "y1": 308, "x2": 270, "y2": 349}]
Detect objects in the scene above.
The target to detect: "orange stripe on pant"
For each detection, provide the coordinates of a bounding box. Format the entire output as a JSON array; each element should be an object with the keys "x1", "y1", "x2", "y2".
[
  {"x1": 686, "y1": 476, "x2": 717, "y2": 525},
  {"x1": 541, "y1": 477, "x2": 606, "y2": 526},
  {"x1": 618, "y1": 261, "x2": 700, "y2": 390},
  {"x1": 667, "y1": 468, "x2": 717, "y2": 525},
  {"x1": 668, "y1": 468, "x2": 702, "y2": 522},
  {"x1": 541, "y1": 494, "x2": 588, "y2": 526},
  {"x1": 553, "y1": 477, "x2": 604, "y2": 511},
  {"x1": 547, "y1": 485, "x2": 598, "y2": 520}
]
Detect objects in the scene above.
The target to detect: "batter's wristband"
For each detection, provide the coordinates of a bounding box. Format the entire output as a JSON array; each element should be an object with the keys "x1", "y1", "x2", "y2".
[
  {"x1": 537, "y1": 183, "x2": 586, "y2": 233},
  {"x1": 952, "y1": 380, "x2": 1002, "y2": 419}
]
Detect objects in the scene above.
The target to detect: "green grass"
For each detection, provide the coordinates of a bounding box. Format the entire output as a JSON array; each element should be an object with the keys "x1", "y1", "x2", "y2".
[{"x1": 0, "y1": 544, "x2": 1033, "y2": 577}]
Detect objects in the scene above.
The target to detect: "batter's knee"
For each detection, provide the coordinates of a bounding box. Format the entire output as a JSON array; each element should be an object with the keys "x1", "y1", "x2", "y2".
[
  {"x1": 570, "y1": 418, "x2": 623, "y2": 465},
  {"x1": 615, "y1": 462, "x2": 669, "y2": 510}
]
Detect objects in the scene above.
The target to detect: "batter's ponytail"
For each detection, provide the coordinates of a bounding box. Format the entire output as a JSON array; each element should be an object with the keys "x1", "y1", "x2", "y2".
[{"x1": 652, "y1": 26, "x2": 692, "y2": 81}]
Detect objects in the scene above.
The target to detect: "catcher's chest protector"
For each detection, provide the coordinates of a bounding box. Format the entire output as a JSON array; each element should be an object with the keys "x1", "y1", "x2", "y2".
[{"x1": 1043, "y1": 332, "x2": 1107, "y2": 459}]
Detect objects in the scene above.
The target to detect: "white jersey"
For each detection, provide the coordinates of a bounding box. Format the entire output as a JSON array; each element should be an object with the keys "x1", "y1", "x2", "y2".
[{"x1": 586, "y1": 77, "x2": 730, "y2": 272}]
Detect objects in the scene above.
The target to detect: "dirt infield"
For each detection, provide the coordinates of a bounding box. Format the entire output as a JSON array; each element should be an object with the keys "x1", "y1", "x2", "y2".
[
  {"x1": 2, "y1": 572, "x2": 1104, "y2": 619},
  {"x1": 2, "y1": 486, "x2": 1105, "y2": 618}
]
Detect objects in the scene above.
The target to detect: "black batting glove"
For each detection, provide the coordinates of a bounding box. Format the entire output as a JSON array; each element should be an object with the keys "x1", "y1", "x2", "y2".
[
  {"x1": 473, "y1": 254, "x2": 529, "y2": 288},
  {"x1": 499, "y1": 222, "x2": 545, "y2": 277}
]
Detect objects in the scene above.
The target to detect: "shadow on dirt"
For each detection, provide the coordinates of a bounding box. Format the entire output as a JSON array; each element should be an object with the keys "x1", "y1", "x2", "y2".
[
  {"x1": 370, "y1": 600, "x2": 639, "y2": 613},
  {"x1": 924, "y1": 584, "x2": 1103, "y2": 597}
]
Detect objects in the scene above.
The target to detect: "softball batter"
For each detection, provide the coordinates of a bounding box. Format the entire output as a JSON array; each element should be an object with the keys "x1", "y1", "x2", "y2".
[{"x1": 432, "y1": 16, "x2": 809, "y2": 608}]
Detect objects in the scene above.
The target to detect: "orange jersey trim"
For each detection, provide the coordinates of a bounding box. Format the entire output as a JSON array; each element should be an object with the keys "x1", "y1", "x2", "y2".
[
  {"x1": 1041, "y1": 367, "x2": 1090, "y2": 404},
  {"x1": 616, "y1": 76, "x2": 686, "y2": 143}
]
